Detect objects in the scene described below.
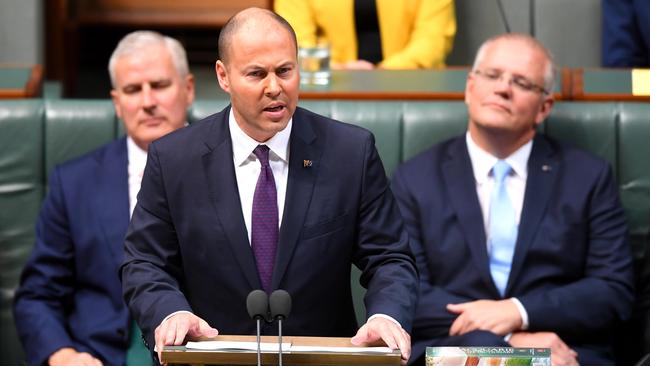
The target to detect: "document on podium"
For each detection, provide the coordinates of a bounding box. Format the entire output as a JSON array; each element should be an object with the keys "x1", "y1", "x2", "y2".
[
  {"x1": 185, "y1": 341, "x2": 394, "y2": 354},
  {"x1": 290, "y1": 345, "x2": 394, "y2": 354},
  {"x1": 186, "y1": 341, "x2": 291, "y2": 351}
]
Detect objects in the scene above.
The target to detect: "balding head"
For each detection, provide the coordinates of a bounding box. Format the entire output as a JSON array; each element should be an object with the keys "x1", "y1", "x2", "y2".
[
  {"x1": 472, "y1": 33, "x2": 556, "y2": 93},
  {"x1": 218, "y1": 7, "x2": 298, "y2": 66}
]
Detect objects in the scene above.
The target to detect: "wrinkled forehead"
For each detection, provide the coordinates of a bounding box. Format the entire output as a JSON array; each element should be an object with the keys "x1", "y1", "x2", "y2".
[
  {"x1": 114, "y1": 47, "x2": 178, "y2": 84},
  {"x1": 480, "y1": 39, "x2": 548, "y2": 78}
]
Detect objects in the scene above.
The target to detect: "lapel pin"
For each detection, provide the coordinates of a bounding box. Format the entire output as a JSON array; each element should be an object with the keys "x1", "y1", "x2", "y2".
[
  {"x1": 542, "y1": 164, "x2": 552, "y2": 172},
  {"x1": 303, "y1": 159, "x2": 313, "y2": 168}
]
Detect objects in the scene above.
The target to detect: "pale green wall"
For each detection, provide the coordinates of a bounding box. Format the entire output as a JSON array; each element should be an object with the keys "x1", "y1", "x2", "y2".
[{"x1": 0, "y1": 0, "x2": 43, "y2": 64}]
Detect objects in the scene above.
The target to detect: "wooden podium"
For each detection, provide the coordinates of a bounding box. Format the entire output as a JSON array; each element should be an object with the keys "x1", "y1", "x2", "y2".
[{"x1": 161, "y1": 335, "x2": 400, "y2": 366}]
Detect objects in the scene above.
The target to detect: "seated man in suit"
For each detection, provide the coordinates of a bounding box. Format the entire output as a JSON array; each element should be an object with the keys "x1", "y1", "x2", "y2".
[
  {"x1": 392, "y1": 33, "x2": 634, "y2": 366},
  {"x1": 120, "y1": 7, "x2": 417, "y2": 365},
  {"x1": 13, "y1": 30, "x2": 195, "y2": 366}
]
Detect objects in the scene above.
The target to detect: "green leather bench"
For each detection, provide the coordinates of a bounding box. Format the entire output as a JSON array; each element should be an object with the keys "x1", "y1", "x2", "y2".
[{"x1": 1, "y1": 99, "x2": 648, "y2": 365}]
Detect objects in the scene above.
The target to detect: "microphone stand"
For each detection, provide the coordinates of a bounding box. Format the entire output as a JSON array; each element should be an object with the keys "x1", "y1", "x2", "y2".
[
  {"x1": 278, "y1": 316, "x2": 284, "y2": 366},
  {"x1": 256, "y1": 316, "x2": 262, "y2": 366},
  {"x1": 247, "y1": 289, "x2": 269, "y2": 366}
]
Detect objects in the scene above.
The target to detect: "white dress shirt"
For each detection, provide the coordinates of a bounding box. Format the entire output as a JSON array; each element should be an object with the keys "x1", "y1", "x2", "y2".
[
  {"x1": 229, "y1": 109, "x2": 291, "y2": 243},
  {"x1": 127, "y1": 136, "x2": 148, "y2": 218},
  {"x1": 465, "y1": 132, "x2": 531, "y2": 330}
]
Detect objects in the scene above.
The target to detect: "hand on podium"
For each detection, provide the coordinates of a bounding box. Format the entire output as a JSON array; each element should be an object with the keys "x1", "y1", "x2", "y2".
[
  {"x1": 351, "y1": 317, "x2": 410, "y2": 366},
  {"x1": 155, "y1": 312, "x2": 219, "y2": 364}
]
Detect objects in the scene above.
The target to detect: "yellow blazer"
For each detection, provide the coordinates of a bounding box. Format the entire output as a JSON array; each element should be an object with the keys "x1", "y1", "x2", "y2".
[{"x1": 275, "y1": 0, "x2": 456, "y2": 69}]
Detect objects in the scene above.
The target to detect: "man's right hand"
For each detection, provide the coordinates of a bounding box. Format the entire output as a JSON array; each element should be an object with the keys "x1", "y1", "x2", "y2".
[
  {"x1": 49, "y1": 347, "x2": 102, "y2": 366},
  {"x1": 154, "y1": 312, "x2": 219, "y2": 363},
  {"x1": 509, "y1": 331, "x2": 579, "y2": 366}
]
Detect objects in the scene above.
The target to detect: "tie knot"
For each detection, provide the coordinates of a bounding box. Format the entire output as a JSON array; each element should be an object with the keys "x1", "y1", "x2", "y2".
[
  {"x1": 492, "y1": 160, "x2": 512, "y2": 183},
  {"x1": 253, "y1": 145, "x2": 270, "y2": 166}
]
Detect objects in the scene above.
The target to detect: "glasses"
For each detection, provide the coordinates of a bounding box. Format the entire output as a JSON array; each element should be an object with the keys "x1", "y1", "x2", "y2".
[{"x1": 473, "y1": 69, "x2": 549, "y2": 95}]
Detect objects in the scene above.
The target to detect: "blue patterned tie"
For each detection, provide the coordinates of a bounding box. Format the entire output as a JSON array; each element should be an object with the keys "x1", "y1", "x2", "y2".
[
  {"x1": 489, "y1": 160, "x2": 517, "y2": 296},
  {"x1": 251, "y1": 145, "x2": 278, "y2": 293}
]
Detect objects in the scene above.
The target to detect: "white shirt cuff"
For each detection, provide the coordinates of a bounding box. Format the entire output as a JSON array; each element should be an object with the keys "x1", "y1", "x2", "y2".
[
  {"x1": 153, "y1": 311, "x2": 194, "y2": 352},
  {"x1": 161, "y1": 310, "x2": 193, "y2": 327},
  {"x1": 367, "y1": 314, "x2": 402, "y2": 328},
  {"x1": 510, "y1": 297, "x2": 529, "y2": 330}
]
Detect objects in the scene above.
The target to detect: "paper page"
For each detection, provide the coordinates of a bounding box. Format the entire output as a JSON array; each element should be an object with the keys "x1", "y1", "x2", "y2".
[
  {"x1": 632, "y1": 69, "x2": 650, "y2": 95},
  {"x1": 185, "y1": 341, "x2": 291, "y2": 352},
  {"x1": 289, "y1": 345, "x2": 395, "y2": 354}
]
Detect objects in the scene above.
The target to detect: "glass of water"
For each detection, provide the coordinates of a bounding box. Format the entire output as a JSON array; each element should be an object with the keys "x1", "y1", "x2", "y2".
[{"x1": 298, "y1": 44, "x2": 330, "y2": 86}]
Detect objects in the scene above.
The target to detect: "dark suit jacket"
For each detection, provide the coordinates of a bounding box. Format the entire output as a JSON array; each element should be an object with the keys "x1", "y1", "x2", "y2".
[
  {"x1": 13, "y1": 138, "x2": 139, "y2": 366},
  {"x1": 392, "y1": 134, "x2": 634, "y2": 365},
  {"x1": 602, "y1": 0, "x2": 650, "y2": 67},
  {"x1": 121, "y1": 106, "x2": 417, "y2": 349}
]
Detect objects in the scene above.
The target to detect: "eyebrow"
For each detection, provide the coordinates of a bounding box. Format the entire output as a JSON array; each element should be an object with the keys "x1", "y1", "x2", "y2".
[{"x1": 120, "y1": 79, "x2": 172, "y2": 92}]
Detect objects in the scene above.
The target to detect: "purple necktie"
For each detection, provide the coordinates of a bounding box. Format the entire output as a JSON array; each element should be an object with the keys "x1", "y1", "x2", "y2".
[{"x1": 251, "y1": 145, "x2": 278, "y2": 293}]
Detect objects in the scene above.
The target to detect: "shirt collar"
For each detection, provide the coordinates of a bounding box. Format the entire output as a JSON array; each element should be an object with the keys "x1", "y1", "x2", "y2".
[
  {"x1": 126, "y1": 136, "x2": 148, "y2": 171},
  {"x1": 465, "y1": 131, "x2": 532, "y2": 183},
  {"x1": 228, "y1": 108, "x2": 292, "y2": 166}
]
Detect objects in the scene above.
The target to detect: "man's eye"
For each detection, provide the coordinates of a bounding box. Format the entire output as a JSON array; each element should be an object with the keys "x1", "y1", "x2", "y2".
[
  {"x1": 484, "y1": 71, "x2": 501, "y2": 80},
  {"x1": 122, "y1": 86, "x2": 141, "y2": 94},
  {"x1": 513, "y1": 77, "x2": 533, "y2": 90},
  {"x1": 249, "y1": 70, "x2": 264, "y2": 77},
  {"x1": 151, "y1": 80, "x2": 172, "y2": 89}
]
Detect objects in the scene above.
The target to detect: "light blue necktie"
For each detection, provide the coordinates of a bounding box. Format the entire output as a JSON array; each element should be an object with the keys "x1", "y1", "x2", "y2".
[{"x1": 488, "y1": 160, "x2": 518, "y2": 296}]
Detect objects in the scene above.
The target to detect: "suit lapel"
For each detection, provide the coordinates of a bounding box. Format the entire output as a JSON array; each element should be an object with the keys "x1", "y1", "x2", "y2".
[
  {"x1": 273, "y1": 108, "x2": 319, "y2": 289},
  {"x1": 506, "y1": 134, "x2": 558, "y2": 293},
  {"x1": 442, "y1": 137, "x2": 497, "y2": 293},
  {"x1": 97, "y1": 138, "x2": 130, "y2": 268},
  {"x1": 201, "y1": 108, "x2": 261, "y2": 290}
]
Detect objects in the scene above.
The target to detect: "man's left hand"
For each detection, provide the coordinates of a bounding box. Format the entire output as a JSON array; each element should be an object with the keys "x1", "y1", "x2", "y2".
[
  {"x1": 351, "y1": 317, "x2": 410, "y2": 366},
  {"x1": 447, "y1": 299, "x2": 522, "y2": 336}
]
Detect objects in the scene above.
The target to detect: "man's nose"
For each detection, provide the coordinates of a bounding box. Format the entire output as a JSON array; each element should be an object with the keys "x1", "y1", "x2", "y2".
[
  {"x1": 264, "y1": 75, "x2": 281, "y2": 97},
  {"x1": 493, "y1": 75, "x2": 513, "y2": 96},
  {"x1": 141, "y1": 84, "x2": 156, "y2": 109}
]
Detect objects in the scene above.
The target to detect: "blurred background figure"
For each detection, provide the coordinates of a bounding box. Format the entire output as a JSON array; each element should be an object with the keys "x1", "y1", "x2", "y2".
[
  {"x1": 602, "y1": 0, "x2": 650, "y2": 67},
  {"x1": 275, "y1": 0, "x2": 456, "y2": 70},
  {"x1": 12, "y1": 30, "x2": 194, "y2": 366}
]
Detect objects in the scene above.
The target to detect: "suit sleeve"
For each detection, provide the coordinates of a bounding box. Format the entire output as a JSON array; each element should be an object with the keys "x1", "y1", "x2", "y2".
[
  {"x1": 379, "y1": 0, "x2": 456, "y2": 69},
  {"x1": 13, "y1": 168, "x2": 78, "y2": 366},
  {"x1": 519, "y1": 163, "x2": 635, "y2": 334},
  {"x1": 353, "y1": 133, "x2": 419, "y2": 331},
  {"x1": 602, "y1": 0, "x2": 648, "y2": 67},
  {"x1": 121, "y1": 142, "x2": 193, "y2": 347},
  {"x1": 391, "y1": 164, "x2": 451, "y2": 341}
]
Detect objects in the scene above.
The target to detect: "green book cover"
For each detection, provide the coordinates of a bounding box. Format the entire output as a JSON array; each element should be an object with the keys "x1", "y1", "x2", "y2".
[{"x1": 426, "y1": 347, "x2": 550, "y2": 366}]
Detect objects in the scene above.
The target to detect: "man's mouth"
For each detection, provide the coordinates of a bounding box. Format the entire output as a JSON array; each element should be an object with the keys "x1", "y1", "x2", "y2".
[{"x1": 264, "y1": 105, "x2": 284, "y2": 112}]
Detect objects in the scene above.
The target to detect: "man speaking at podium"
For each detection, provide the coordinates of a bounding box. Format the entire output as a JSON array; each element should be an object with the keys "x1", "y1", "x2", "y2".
[{"x1": 121, "y1": 7, "x2": 417, "y2": 365}]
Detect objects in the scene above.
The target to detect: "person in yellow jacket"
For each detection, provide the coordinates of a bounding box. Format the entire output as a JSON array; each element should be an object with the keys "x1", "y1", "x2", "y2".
[{"x1": 275, "y1": 0, "x2": 456, "y2": 69}]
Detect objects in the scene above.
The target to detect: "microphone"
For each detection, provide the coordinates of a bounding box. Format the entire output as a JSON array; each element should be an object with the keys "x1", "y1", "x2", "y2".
[
  {"x1": 269, "y1": 290, "x2": 291, "y2": 366},
  {"x1": 496, "y1": 0, "x2": 511, "y2": 33},
  {"x1": 246, "y1": 290, "x2": 269, "y2": 366}
]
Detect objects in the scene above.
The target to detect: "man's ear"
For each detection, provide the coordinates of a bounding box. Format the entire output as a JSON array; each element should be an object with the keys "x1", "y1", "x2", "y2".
[
  {"x1": 535, "y1": 96, "x2": 555, "y2": 125},
  {"x1": 184, "y1": 74, "x2": 196, "y2": 105},
  {"x1": 215, "y1": 60, "x2": 230, "y2": 93},
  {"x1": 110, "y1": 89, "x2": 123, "y2": 119},
  {"x1": 464, "y1": 73, "x2": 475, "y2": 107}
]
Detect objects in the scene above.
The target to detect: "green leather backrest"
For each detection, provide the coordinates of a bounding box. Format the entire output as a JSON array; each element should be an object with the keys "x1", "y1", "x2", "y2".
[
  {"x1": 0, "y1": 99, "x2": 649, "y2": 362},
  {"x1": 618, "y1": 103, "x2": 650, "y2": 261},
  {"x1": 545, "y1": 102, "x2": 618, "y2": 169},
  {"x1": 0, "y1": 100, "x2": 44, "y2": 366},
  {"x1": 45, "y1": 100, "x2": 118, "y2": 180},
  {"x1": 401, "y1": 101, "x2": 468, "y2": 161}
]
